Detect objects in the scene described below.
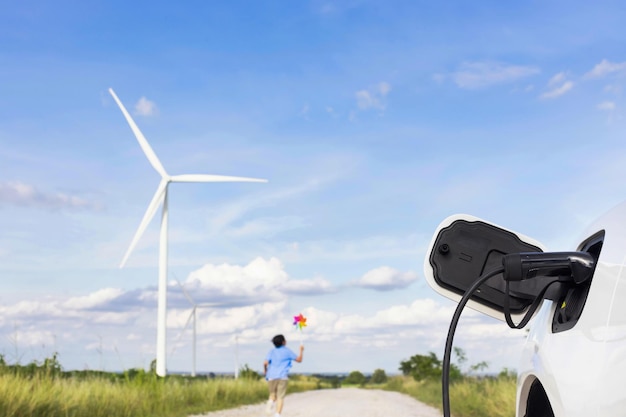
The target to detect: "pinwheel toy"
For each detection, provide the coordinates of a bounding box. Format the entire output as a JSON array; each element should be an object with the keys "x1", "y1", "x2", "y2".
[
  {"x1": 293, "y1": 313, "x2": 307, "y2": 345},
  {"x1": 293, "y1": 313, "x2": 307, "y2": 330}
]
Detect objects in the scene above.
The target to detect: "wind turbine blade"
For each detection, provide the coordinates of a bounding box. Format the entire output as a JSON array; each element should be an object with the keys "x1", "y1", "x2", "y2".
[
  {"x1": 108, "y1": 88, "x2": 168, "y2": 178},
  {"x1": 120, "y1": 180, "x2": 168, "y2": 268},
  {"x1": 183, "y1": 307, "x2": 195, "y2": 334},
  {"x1": 171, "y1": 174, "x2": 267, "y2": 183},
  {"x1": 174, "y1": 308, "x2": 195, "y2": 342},
  {"x1": 176, "y1": 280, "x2": 195, "y2": 305}
]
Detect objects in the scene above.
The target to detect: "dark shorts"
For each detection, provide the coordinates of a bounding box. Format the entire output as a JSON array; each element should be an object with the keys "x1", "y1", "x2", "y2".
[{"x1": 267, "y1": 379, "x2": 288, "y2": 399}]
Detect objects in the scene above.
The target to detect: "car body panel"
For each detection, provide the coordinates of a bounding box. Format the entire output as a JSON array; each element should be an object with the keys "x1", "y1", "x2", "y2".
[
  {"x1": 517, "y1": 200, "x2": 626, "y2": 416},
  {"x1": 425, "y1": 200, "x2": 626, "y2": 417}
]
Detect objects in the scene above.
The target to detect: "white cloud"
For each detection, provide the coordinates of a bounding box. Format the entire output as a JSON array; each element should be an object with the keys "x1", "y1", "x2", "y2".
[
  {"x1": 184, "y1": 257, "x2": 288, "y2": 303},
  {"x1": 0, "y1": 181, "x2": 102, "y2": 211},
  {"x1": 597, "y1": 101, "x2": 616, "y2": 111},
  {"x1": 352, "y1": 266, "x2": 418, "y2": 291},
  {"x1": 548, "y1": 72, "x2": 567, "y2": 86},
  {"x1": 0, "y1": 275, "x2": 523, "y2": 374},
  {"x1": 208, "y1": 179, "x2": 326, "y2": 237},
  {"x1": 432, "y1": 73, "x2": 446, "y2": 84},
  {"x1": 355, "y1": 82, "x2": 391, "y2": 111},
  {"x1": 461, "y1": 322, "x2": 521, "y2": 340},
  {"x1": 63, "y1": 288, "x2": 125, "y2": 309},
  {"x1": 279, "y1": 277, "x2": 337, "y2": 295},
  {"x1": 604, "y1": 84, "x2": 622, "y2": 94},
  {"x1": 0, "y1": 295, "x2": 141, "y2": 326},
  {"x1": 13, "y1": 329, "x2": 56, "y2": 349},
  {"x1": 543, "y1": 72, "x2": 573, "y2": 98},
  {"x1": 452, "y1": 61, "x2": 540, "y2": 89},
  {"x1": 355, "y1": 90, "x2": 377, "y2": 109},
  {"x1": 134, "y1": 97, "x2": 158, "y2": 116},
  {"x1": 584, "y1": 59, "x2": 626, "y2": 79},
  {"x1": 194, "y1": 302, "x2": 286, "y2": 335},
  {"x1": 1, "y1": 299, "x2": 64, "y2": 319},
  {"x1": 172, "y1": 257, "x2": 335, "y2": 303},
  {"x1": 368, "y1": 298, "x2": 453, "y2": 327},
  {"x1": 378, "y1": 82, "x2": 391, "y2": 96},
  {"x1": 91, "y1": 312, "x2": 139, "y2": 325},
  {"x1": 294, "y1": 300, "x2": 455, "y2": 340},
  {"x1": 540, "y1": 81, "x2": 574, "y2": 99}
]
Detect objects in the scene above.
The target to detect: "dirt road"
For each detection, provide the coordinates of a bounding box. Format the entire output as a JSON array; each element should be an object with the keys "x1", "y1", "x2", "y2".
[{"x1": 191, "y1": 388, "x2": 443, "y2": 417}]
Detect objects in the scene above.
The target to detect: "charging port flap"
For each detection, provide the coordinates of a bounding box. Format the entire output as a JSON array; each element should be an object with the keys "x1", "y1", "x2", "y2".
[{"x1": 424, "y1": 214, "x2": 548, "y2": 322}]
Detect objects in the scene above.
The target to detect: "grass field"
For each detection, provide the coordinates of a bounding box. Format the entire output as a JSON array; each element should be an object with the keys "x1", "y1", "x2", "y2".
[
  {"x1": 0, "y1": 355, "x2": 516, "y2": 417},
  {"x1": 0, "y1": 365, "x2": 324, "y2": 417},
  {"x1": 381, "y1": 375, "x2": 517, "y2": 417}
]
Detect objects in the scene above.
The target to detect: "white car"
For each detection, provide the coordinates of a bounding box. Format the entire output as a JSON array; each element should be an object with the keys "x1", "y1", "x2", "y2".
[{"x1": 423, "y1": 200, "x2": 626, "y2": 417}]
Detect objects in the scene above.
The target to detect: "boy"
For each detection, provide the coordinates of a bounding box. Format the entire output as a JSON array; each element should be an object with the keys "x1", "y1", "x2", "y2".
[{"x1": 263, "y1": 334, "x2": 304, "y2": 417}]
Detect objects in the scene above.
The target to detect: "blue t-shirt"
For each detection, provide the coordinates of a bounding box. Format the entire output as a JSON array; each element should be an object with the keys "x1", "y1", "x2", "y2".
[{"x1": 265, "y1": 346, "x2": 297, "y2": 380}]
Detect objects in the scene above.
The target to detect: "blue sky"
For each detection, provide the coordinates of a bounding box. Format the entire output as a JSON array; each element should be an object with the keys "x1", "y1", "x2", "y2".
[{"x1": 1, "y1": 0, "x2": 626, "y2": 375}]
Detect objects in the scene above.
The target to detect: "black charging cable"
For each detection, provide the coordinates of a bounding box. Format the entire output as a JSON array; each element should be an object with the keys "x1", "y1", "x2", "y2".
[
  {"x1": 503, "y1": 278, "x2": 558, "y2": 329},
  {"x1": 441, "y1": 251, "x2": 595, "y2": 417},
  {"x1": 502, "y1": 251, "x2": 595, "y2": 329},
  {"x1": 442, "y1": 267, "x2": 504, "y2": 417}
]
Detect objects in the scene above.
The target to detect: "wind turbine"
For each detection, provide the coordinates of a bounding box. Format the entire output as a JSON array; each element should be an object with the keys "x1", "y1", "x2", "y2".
[
  {"x1": 109, "y1": 88, "x2": 267, "y2": 377},
  {"x1": 175, "y1": 280, "x2": 218, "y2": 377},
  {"x1": 234, "y1": 334, "x2": 240, "y2": 379}
]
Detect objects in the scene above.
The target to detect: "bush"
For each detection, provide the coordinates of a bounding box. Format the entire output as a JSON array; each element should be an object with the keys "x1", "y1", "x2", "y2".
[
  {"x1": 238, "y1": 364, "x2": 262, "y2": 380},
  {"x1": 370, "y1": 369, "x2": 387, "y2": 384},
  {"x1": 311, "y1": 374, "x2": 341, "y2": 389},
  {"x1": 399, "y1": 352, "x2": 443, "y2": 381},
  {"x1": 399, "y1": 351, "x2": 463, "y2": 382},
  {"x1": 498, "y1": 367, "x2": 517, "y2": 380},
  {"x1": 343, "y1": 370, "x2": 366, "y2": 386}
]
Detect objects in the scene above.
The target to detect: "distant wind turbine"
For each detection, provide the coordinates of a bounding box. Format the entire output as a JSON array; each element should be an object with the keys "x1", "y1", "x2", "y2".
[
  {"x1": 108, "y1": 88, "x2": 267, "y2": 377},
  {"x1": 234, "y1": 334, "x2": 240, "y2": 379},
  {"x1": 175, "y1": 280, "x2": 218, "y2": 377}
]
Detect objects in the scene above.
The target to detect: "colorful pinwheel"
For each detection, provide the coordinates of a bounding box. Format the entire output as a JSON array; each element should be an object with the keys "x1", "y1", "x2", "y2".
[{"x1": 293, "y1": 313, "x2": 307, "y2": 331}]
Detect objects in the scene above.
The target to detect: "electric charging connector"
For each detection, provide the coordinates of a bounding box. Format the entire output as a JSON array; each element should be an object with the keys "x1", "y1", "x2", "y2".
[
  {"x1": 442, "y1": 251, "x2": 596, "y2": 417},
  {"x1": 502, "y1": 252, "x2": 596, "y2": 284}
]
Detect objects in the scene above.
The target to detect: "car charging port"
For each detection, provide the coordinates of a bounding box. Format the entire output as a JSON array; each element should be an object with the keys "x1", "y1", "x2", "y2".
[
  {"x1": 551, "y1": 231, "x2": 604, "y2": 333},
  {"x1": 499, "y1": 251, "x2": 596, "y2": 329},
  {"x1": 435, "y1": 220, "x2": 604, "y2": 417},
  {"x1": 502, "y1": 252, "x2": 596, "y2": 284},
  {"x1": 441, "y1": 249, "x2": 599, "y2": 417}
]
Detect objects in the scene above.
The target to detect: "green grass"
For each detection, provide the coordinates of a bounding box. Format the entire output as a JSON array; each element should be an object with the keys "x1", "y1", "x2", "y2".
[
  {"x1": 381, "y1": 375, "x2": 517, "y2": 417},
  {"x1": 0, "y1": 371, "x2": 516, "y2": 417},
  {"x1": 0, "y1": 353, "x2": 515, "y2": 417},
  {"x1": 0, "y1": 371, "x2": 322, "y2": 417}
]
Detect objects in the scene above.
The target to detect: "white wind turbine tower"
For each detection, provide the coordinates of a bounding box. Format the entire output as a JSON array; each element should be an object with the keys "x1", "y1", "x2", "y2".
[
  {"x1": 234, "y1": 334, "x2": 240, "y2": 379},
  {"x1": 109, "y1": 88, "x2": 267, "y2": 377},
  {"x1": 176, "y1": 280, "x2": 218, "y2": 377}
]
